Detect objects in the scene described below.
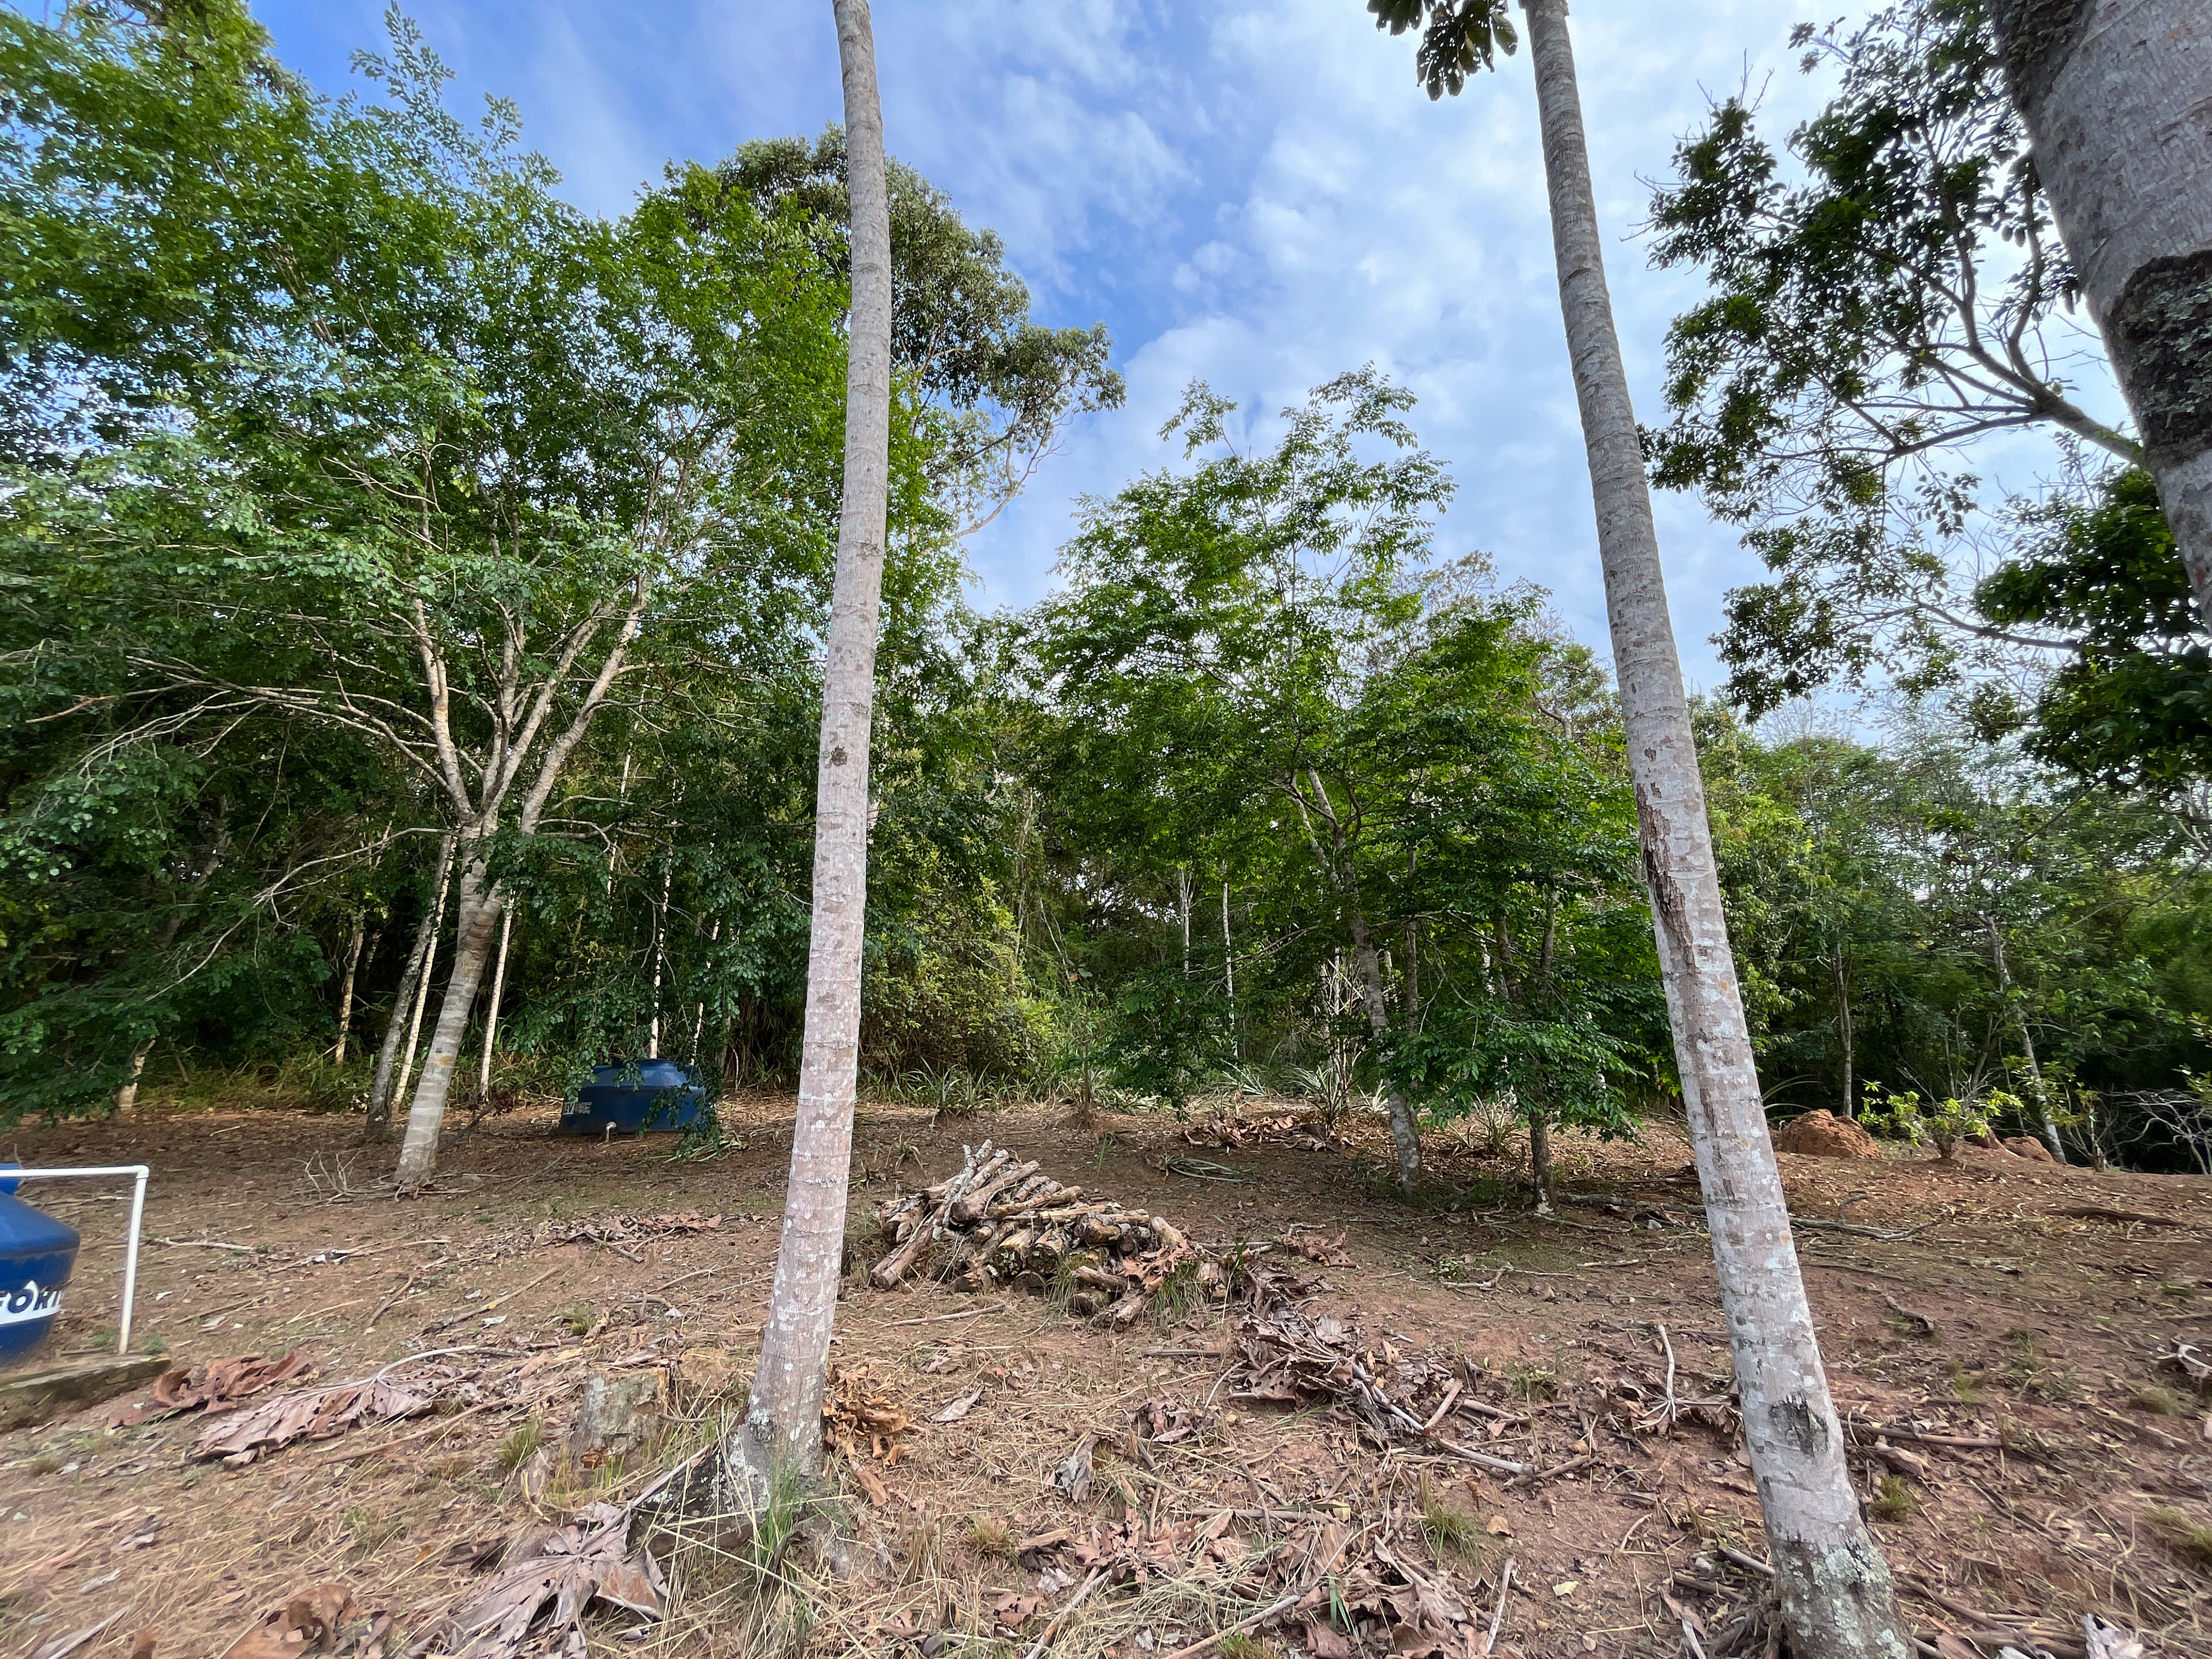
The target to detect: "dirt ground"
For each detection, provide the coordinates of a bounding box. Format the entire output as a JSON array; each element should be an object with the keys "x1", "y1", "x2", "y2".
[{"x1": 1, "y1": 1094, "x2": 2208, "y2": 1659}]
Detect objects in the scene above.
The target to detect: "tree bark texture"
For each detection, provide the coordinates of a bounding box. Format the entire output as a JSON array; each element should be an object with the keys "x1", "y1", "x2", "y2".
[
  {"x1": 737, "y1": 0, "x2": 896, "y2": 1481},
  {"x1": 366, "y1": 833, "x2": 454, "y2": 1139},
  {"x1": 1990, "y1": 0, "x2": 2212, "y2": 618},
  {"x1": 334, "y1": 916, "x2": 368, "y2": 1066},
  {"x1": 1519, "y1": 2, "x2": 1906, "y2": 1653},
  {"x1": 396, "y1": 860, "x2": 504, "y2": 1189},
  {"x1": 1344, "y1": 902, "x2": 1423, "y2": 1189},
  {"x1": 390, "y1": 849, "x2": 453, "y2": 1124},
  {"x1": 477, "y1": 907, "x2": 513, "y2": 1097}
]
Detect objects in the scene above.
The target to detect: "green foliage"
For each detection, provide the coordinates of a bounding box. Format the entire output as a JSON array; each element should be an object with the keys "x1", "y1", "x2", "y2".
[
  {"x1": 1972, "y1": 470, "x2": 2212, "y2": 795},
  {"x1": 1861, "y1": 1086, "x2": 1993, "y2": 1158},
  {"x1": 1099, "y1": 968, "x2": 1235, "y2": 1113},
  {"x1": 0, "y1": 3, "x2": 1093, "y2": 1115},
  {"x1": 1645, "y1": 0, "x2": 2207, "y2": 805},
  {"x1": 1366, "y1": 0, "x2": 1518, "y2": 99}
]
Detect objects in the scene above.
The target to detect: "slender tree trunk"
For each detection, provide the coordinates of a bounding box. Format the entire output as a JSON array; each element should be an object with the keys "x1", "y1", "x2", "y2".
[
  {"x1": 391, "y1": 851, "x2": 454, "y2": 1119},
  {"x1": 1526, "y1": 1107, "x2": 1554, "y2": 1214},
  {"x1": 1178, "y1": 866, "x2": 1193, "y2": 974},
  {"x1": 648, "y1": 862, "x2": 672, "y2": 1056},
  {"x1": 396, "y1": 861, "x2": 504, "y2": 1189},
  {"x1": 1221, "y1": 881, "x2": 1235, "y2": 1047},
  {"x1": 1989, "y1": 0, "x2": 2212, "y2": 622},
  {"x1": 1519, "y1": 2, "x2": 1905, "y2": 1652},
  {"x1": 1344, "y1": 900, "x2": 1423, "y2": 1188},
  {"x1": 334, "y1": 918, "x2": 369, "y2": 1066},
  {"x1": 366, "y1": 833, "x2": 454, "y2": 1139},
  {"x1": 714, "y1": 0, "x2": 895, "y2": 1499},
  {"x1": 477, "y1": 908, "x2": 513, "y2": 1097},
  {"x1": 1980, "y1": 913, "x2": 2064, "y2": 1160},
  {"x1": 1833, "y1": 948, "x2": 1856, "y2": 1120}
]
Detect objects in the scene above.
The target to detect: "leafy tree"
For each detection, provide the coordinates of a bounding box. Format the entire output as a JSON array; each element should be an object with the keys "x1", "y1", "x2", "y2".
[{"x1": 1647, "y1": 0, "x2": 2211, "y2": 808}]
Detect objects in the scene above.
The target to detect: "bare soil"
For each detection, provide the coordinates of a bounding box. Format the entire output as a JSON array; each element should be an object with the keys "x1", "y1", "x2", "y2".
[{"x1": 2, "y1": 1097, "x2": 2209, "y2": 1658}]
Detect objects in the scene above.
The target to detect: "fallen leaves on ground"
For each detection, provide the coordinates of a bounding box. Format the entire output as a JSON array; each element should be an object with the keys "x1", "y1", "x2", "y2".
[
  {"x1": 823, "y1": 1362, "x2": 916, "y2": 1463},
  {"x1": 1012, "y1": 1509, "x2": 1506, "y2": 1659},
  {"x1": 191, "y1": 1368, "x2": 450, "y2": 1465},
  {"x1": 931, "y1": 1387, "x2": 983, "y2": 1424},
  {"x1": 426, "y1": 1503, "x2": 663, "y2": 1658},
  {"x1": 223, "y1": 1583, "x2": 390, "y2": 1659},
  {"x1": 1129, "y1": 1396, "x2": 1215, "y2": 1445},
  {"x1": 109, "y1": 1350, "x2": 318, "y2": 1427}
]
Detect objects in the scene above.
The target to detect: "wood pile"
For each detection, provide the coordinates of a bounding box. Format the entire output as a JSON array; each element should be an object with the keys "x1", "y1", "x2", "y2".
[{"x1": 870, "y1": 1141, "x2": 1226, "y2": 1325}]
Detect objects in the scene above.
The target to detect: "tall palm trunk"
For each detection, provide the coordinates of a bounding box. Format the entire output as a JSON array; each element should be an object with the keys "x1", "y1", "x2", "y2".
[
  {"x1": 713, "y1": 0, "x2": 896, "y2": 1493},
  {"x1": 1988, "y1": 0, "x2": 2212, "y2": 620},
  {"x1": 396, "y1": 858, "x2": 503, "y2": 1189},
  {"x1": 1519, "y1": 1, "x2": 1904, "y2": 1651}
]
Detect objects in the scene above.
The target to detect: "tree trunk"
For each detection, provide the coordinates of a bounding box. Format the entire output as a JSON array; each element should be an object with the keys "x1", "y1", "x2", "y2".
[
  {"x1": 1989, "y1": 0, "x2": 2212, "y2": 622},
  {"x1": 366, "y1": 833, "x2": 454, "y2": 1139},
  {"x1": 1221, "y1": 881, "x2": 1235, "y2": 1046},
  {"x1": 1344, "y1": 900, "x2": 1423, "y2": 1189},
  {"x1": 1980, "y1": 913, "x2": 2064, "y2": 1160},
  {"x1": 1526, "y1": 1108, "x2": 1554, "y2": 1214},
  {"x1": 1518, "y1": 2, "x2": 1906, "y2": 1652},
  {"x1": 648, "y1": 862, "x2": 672, "y2": 1056},
  {"x1": 1178, "y1": 866, "x2": 1193, "y2": 974},
  {"x1": 477, "y1": 907, "x2": 513, "y2": 1097},
  {"x1": 1835, "y1": 949, "x2": 1854, "y2": 1121},
  {"x1": 390, "y1": 848, "x2": 454, "y2": 1121},
  {"x1": 720, "y1": 0, "x2": 895, "y2": 1496},
  {"x1": 395, "y1": 861, "x2": 504, "y2": 1190},
  {"x1": 334, "y1": 917, "x2": 369, "y2": 1066}
]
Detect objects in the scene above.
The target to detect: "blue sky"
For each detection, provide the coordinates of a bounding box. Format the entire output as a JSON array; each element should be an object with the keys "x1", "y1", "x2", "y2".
[{"x1": 248, "y1": 0, "x2": 2108, "y2": 697}]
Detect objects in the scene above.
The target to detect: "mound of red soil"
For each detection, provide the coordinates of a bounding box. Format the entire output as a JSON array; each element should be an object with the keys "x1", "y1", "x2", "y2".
[
  {"x1": 2004, "y1": 1135, "x2": 2057, "y2": 1163},
  {"x1": 1771, "y1": 1108, "x2": 1883, "y2": 1159}
]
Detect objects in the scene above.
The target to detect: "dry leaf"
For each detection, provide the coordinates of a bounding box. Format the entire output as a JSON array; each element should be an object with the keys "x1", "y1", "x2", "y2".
[
  {"x1": 433, "y1": 1504, "x2": 664, "y2": 1657},
  {"x1": 1485, "y1": 1516, "x2": 1512, "y2": 1537},
  {"x1": 932, "y1": 1389, "x2": 983, "y2": 1424},
  {"x1": 193, "y1": 1374, "x2": 440, "y2": 1464},
  {"x1": 225, "y1": 1584, "x2": 356, "y2": 1659}
]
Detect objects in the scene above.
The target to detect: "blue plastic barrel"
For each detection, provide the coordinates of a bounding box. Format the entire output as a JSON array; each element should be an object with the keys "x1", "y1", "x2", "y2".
[
  {"x1": 560, "y1": 1059, "x2": 707, "y2": 1135},
  {"x1": 0, "y1": 1190, "x2": 80, "y2": 1365}
]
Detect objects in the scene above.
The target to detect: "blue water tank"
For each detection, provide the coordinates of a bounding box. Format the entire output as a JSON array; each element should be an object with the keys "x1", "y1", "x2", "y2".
[
  {"x1": 0, "y1": 1190, "x2": 80, "y2": 1365},
  {"x1": 560, "y1": 1059, "x2": 708, "y2": 1135}
]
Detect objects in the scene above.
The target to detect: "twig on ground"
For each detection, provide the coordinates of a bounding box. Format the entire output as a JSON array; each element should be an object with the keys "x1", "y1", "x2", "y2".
[
  {"x1": 1482, "y1": 1558, "x2": 1515, "y2": 1655},
  {"x1": 1157, "y1": 1590, "x2": 1304, "y2": 1659},
  {"x1": 158, "y1": 1237, "x2": 259, "y2": 1253},
  {"x1": 1717, "y1": 1545, "x2": 1774, "y2": 1579},
  {"x1": 271, "y1": 1237, "x2": 449, "y2": 1272},
  {"x1": 1020, "y1": 1566, "x2": 1106, "y2": 1659},
  {"x1": 1881, "y1": 1294, "x2": 1940, "y2": 1336},
  {"x1": 657, "y1": 1266, "x2": 721, "y2": 1293},
  {"x1": 886, "y1": 1304, "x2": 1005, "y2": 1328}
]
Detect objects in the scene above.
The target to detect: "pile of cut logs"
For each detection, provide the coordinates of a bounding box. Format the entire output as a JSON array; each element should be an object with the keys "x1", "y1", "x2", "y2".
[{"x1": 870, "y1": 1141, "x2": 1225, "y2": 1325}]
